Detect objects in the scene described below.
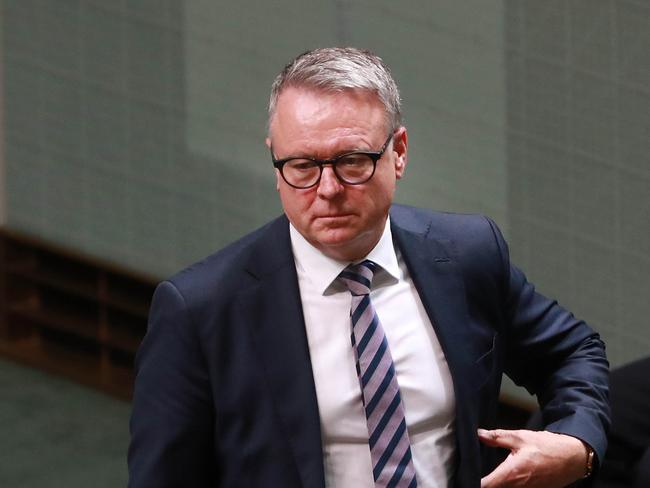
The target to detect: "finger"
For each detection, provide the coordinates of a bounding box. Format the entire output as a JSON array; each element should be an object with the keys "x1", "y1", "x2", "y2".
[{"x1": 477, "y1": 428, "x2": 523, "y2": 450}]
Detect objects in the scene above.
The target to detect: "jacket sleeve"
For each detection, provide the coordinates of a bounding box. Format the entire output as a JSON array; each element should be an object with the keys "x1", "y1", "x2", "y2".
[
  {"x1": 487, "y1": 218, "x2": 610, "y2": 470},
  {"x1": 128, "y1": 280, "x2": 216, "y2": 487}
]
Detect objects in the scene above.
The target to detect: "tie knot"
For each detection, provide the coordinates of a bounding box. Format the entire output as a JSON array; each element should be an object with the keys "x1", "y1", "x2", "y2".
[{"x1": 338, "y1": 260, "x2": 377, "y2": 296}]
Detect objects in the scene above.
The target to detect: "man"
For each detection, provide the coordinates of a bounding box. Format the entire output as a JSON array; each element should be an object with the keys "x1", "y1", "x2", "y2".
[{"x1": 128, "y1": 48, "x2": 609, "y2": 487}]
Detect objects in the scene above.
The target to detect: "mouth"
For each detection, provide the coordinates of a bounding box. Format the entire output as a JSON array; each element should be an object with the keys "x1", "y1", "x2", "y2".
[
  {"x1": 313, "y1": 214, "x2": 355, "y2": 227},
  {"x1": 315, "y1": 213, "x2": 353, "y2": 219}
]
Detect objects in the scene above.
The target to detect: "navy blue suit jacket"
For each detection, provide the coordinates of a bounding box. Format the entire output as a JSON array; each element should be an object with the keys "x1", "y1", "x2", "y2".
[{"x1": 128, "y1": 205, "x2": 609, "y2": 487}]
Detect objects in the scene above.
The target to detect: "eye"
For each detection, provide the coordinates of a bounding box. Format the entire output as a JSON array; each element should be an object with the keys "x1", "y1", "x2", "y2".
[
  {"x1": 287, "y1": 159, "x2": 318, "y2": 171},
  {"x1": 338, "y1": 154, "x2": 368, "y2": 167}
]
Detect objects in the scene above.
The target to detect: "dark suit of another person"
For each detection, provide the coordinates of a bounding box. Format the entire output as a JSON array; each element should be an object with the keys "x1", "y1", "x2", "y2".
[{"x1": 128, "y1": 204, "x2": 609, "y2": 487}]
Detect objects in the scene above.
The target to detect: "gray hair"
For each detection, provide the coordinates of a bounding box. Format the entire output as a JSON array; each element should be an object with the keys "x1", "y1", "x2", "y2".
[{"x1": 268, "y1": 47, "x2": 402, "y2": 133}]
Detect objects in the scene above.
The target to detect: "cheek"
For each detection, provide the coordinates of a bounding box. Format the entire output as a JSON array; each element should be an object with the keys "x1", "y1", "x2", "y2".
[
  {"x1": 364, "y1": 178, "x2": 396, "y2": 208},
  {"x1": 279, "y1": 186, "x2": 313, "y2": 217}
]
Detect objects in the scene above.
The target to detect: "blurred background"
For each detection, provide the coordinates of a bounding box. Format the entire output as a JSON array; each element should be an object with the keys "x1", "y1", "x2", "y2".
[{"x1": 0, "y1": 0, "x2": 648, "y2": 486}]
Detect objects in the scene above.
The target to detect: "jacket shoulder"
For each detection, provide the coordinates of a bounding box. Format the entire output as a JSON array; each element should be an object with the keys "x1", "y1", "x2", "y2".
[
  {"x1": 164, "y1": 215, "x2": 290, "y2": 304},
  {"x1": 391, "y1": 204, "x2": 503, "y2": 243},
  {"x1": 391, "y1": 204, "x2": 510, "y2": 282}
]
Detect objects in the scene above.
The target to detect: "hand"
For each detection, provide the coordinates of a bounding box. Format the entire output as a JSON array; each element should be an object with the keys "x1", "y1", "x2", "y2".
[{"x1": 478, "y1": 428, "x2": 588, "y2": 487}]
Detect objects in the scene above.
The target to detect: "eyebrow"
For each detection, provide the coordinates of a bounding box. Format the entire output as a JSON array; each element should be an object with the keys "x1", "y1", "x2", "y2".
[{"x1": 272, "y1": 144, "x2": 375, "y2": 162}]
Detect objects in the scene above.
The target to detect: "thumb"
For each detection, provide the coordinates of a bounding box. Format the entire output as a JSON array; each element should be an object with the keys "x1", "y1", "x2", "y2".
[
  {"x1": 480, "y1": 453, "x2": 517, "y2": 488},
  {"x1": 477, "y1": 429, "x2": 523, "y2": 450}
]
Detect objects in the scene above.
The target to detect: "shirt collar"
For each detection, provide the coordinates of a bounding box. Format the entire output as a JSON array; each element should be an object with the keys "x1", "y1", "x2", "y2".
[{"x1": 289, "y1": 217, "x2": 400, "y2": 296}]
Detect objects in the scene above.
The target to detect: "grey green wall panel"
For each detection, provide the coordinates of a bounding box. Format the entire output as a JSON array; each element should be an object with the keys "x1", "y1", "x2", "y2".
[{"x1": 1, "y1": 1, "x2": 648, "y2": 394}]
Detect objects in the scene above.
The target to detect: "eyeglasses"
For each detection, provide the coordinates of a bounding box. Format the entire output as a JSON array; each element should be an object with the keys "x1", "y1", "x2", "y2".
[{"x1": 271, "y1": 134, "x2": 394, "y2": 189}]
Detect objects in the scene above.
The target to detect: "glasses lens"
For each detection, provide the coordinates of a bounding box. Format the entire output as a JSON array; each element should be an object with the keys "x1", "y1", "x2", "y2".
[
  {"x1": 280, "y1": 152, "x2": 376, "y2": 188},
  {"x1": 283, "y1": 159, "x2": 321, "y2": 188},
  {"x1": 335, "y1": 154, "x2": 374, "y2": 184}
]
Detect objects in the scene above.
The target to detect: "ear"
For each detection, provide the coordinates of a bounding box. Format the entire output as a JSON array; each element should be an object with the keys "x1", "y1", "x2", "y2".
[
  {"x1": 266, "y1": 137, "x2": 281, "y2": 191},
  {"x1": 392, "y1": 127, "x2": 408, "y2": 179},
  {"x1": 274, "y1": 169, "x2": 282, "y2": 192}
]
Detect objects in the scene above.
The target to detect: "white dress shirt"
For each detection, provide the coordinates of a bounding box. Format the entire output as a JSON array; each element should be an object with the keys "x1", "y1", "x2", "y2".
[{"x1": 290, "y1": 218, "x2": 456, "y2": 488}]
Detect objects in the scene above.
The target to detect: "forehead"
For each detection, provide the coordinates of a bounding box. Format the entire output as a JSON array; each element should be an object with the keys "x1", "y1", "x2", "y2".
[{"x1": 270, "y1": 87, "x2": 388, "y2": 155}]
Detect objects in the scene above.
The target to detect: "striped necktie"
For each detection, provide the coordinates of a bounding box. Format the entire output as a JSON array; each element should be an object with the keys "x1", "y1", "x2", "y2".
[{"x1": 339, "y1": 260, "x2": 418, "y2": 488}]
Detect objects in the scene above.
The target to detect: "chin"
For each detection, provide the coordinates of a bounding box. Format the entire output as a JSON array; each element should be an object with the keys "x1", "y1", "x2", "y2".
[
  {"x1": 311, "y1": 229, "x2": 374, "y2": 259},
  {"x1": 314, "y1": 235, "x2": 354, "y2": 248}
]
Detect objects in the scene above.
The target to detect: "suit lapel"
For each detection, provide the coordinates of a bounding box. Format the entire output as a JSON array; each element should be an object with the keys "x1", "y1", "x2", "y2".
[
  {"x1": 391, "y1": 213, "x2": 481, "y2": 487},
  {"x1": 239, "y1": 216, "x2": 325, "y2": 488}
]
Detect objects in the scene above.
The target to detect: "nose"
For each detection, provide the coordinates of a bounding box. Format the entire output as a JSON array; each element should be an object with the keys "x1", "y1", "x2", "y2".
[{"x1": 316, "y1": 166, "x2": 344, "y2": 199}]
